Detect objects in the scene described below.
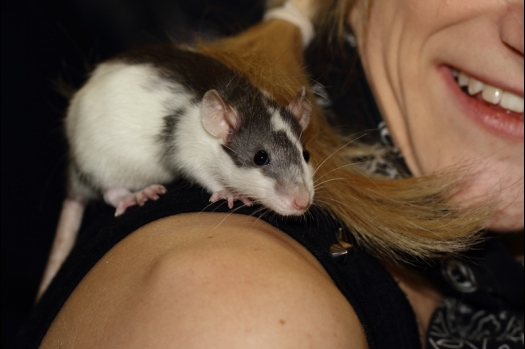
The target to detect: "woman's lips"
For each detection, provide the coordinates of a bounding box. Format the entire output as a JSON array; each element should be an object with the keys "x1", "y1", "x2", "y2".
[
  {"x1": 440, "y1": 66, "x2": 524, "y2": 140},
  {"x1": 457, "y1": 70, "x2": 524, "y2": 114}
]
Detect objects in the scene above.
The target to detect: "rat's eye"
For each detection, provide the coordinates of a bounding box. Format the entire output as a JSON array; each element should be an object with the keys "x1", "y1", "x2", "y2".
[
  {"x1": 254, "y1": 150, "x2": 270, "y2": 166},
  {"x1": 302, "y1": 149, "x2": 310, "y2": 163}
]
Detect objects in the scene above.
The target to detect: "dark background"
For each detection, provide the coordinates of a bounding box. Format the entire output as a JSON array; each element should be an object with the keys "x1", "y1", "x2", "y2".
[{"x1": 1, "y1": 0, "x2": 264, "y2": 345}]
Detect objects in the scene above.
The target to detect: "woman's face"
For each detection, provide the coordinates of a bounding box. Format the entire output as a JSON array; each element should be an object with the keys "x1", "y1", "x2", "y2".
[{"x1": 350, "y1": 0, "x2": 524, "y2": 232}]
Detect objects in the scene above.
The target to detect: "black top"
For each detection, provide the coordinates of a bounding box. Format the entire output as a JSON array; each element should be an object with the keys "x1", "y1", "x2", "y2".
[{"x1": 13, "y1": 181, "x2": 422, "y2": 348}]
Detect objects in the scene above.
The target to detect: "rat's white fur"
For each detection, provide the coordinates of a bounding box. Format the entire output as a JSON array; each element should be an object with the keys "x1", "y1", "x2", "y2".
[
  {"x1": 67, "y1": 62, "x2": 283, "y2": 203},
  {"x1": 67, "y1": 63, "x2": 180, "y2": 191},
  {"x1": 37, "y1": 58, "x2": 314, "y2": 300}
]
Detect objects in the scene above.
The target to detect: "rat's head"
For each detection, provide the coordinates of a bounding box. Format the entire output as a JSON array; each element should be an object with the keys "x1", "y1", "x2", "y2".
[{"x1": 200, "y1": 87, "x2": 314, "y2": 216}]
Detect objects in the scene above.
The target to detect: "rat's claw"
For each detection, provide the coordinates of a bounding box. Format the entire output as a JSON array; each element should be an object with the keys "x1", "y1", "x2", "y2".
[
  {"x1": 115, "y1": 198, "x2": 136, "y2": 216},
  {"x1": 142, "y1": 184, "x2": 167, "y2": 201},
  {"x1": 240, "y1": 197, "x2": 253, "y2": 207},
  {"x1": 209, "y1": 192, "x2": 222, "y2": 203},
  {"x1": 210, "y1": 190, "x2": 252, "y2": 209}
]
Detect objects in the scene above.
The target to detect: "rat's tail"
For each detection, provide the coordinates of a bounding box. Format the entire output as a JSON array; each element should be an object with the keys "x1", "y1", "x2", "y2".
[{"x1": 37, "y1": 197, "x2": 85, "y2": 302}]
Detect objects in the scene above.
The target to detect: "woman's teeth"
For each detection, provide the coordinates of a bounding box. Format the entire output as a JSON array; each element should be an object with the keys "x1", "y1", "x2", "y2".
[{"x1": 456, "y1": 71, "x2": 524, "y2": 114}]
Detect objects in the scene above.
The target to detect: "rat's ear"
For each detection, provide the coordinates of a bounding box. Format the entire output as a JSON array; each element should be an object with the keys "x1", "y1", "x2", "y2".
[
  {"x1": 287, "y1": 86, "x2": 312, "y2": 131},
  {"x1": 201, "y1": 90, "x2": 239, "y2": 143}
]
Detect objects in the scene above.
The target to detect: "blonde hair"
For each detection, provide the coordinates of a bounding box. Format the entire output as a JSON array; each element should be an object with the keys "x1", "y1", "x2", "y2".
[{"x1": 196, "y1": 1, "x2": 489, "y2": 261}]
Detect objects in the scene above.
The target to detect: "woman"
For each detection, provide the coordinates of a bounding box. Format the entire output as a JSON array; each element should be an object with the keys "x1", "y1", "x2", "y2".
[{"x1": 14, "y1": 0, "x2": 523, "y2": 348}]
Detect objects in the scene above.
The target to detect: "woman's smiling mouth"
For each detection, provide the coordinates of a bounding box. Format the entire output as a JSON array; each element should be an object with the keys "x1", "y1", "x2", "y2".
[
  {"x1": 442, "y1": 66, "x2": 524, "y2": 140},
  {"x1": 455, "y1": 69, "x2": 524, "y2": 115}
]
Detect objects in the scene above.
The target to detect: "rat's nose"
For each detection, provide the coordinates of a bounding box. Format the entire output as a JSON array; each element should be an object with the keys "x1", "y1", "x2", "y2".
[{"x1": 292, "y1": 189, "x2": 311, "y2": 211}]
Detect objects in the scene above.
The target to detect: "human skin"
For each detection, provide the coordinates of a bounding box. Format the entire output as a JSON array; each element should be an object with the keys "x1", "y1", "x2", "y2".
[
  {"x1": 40, "y1": 213, "x2": 368, "y2": 348},
  {"x1": 350, "y1": 0, "x2": 524, "y2": 232}
]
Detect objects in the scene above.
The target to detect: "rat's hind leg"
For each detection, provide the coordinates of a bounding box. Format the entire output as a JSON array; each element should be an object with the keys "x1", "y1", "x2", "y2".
[{"x1": 104, "y1": 185, "x2": 167, "y2": 216}]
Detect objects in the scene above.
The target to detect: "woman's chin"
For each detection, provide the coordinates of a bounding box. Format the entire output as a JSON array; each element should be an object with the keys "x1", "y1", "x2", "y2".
[{"x1": 486, "y1": 207, "x2": 525, "y2": 234}]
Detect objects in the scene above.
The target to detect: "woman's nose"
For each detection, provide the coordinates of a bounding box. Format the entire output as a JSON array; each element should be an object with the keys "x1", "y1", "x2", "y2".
[{"x1": 500, "y1": 1, "x2": 524, "y2": 55}]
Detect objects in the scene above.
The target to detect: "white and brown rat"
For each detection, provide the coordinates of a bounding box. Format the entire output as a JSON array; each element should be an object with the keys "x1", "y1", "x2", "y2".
[{"x1": 38, "y1": 44, "x2": 315, "y2": 299}]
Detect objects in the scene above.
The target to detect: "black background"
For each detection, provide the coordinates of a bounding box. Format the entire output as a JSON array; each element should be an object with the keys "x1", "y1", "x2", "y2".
[{"x1": 1, "y1": 0, "x2": 264, "y2": 345}]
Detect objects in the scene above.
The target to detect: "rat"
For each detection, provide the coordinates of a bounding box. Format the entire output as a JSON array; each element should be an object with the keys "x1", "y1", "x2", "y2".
[{"x1": 37, "y1": 44, "x2": 314, "y2": 299}]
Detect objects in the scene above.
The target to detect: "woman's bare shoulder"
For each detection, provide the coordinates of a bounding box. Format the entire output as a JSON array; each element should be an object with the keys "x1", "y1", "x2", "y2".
[{"x1": 41, "y1": 212, "x2": 367, "y2": 348}]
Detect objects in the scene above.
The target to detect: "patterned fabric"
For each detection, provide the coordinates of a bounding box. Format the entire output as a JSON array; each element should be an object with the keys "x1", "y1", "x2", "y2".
[
  {"x1": 428, "y1": 298, "x2": 523, "y2": 349},
  {"x1": 426, "y1": 251, "x2": 524, "y2": 349}
]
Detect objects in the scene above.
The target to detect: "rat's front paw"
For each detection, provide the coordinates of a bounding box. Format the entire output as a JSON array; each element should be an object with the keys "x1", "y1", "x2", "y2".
[
  {"x1": 115, "y1": 184, "x2": 167, "y2": 216},
  {"x1": 209, "y1": 190, "x2": 253, "y2": 209}
]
